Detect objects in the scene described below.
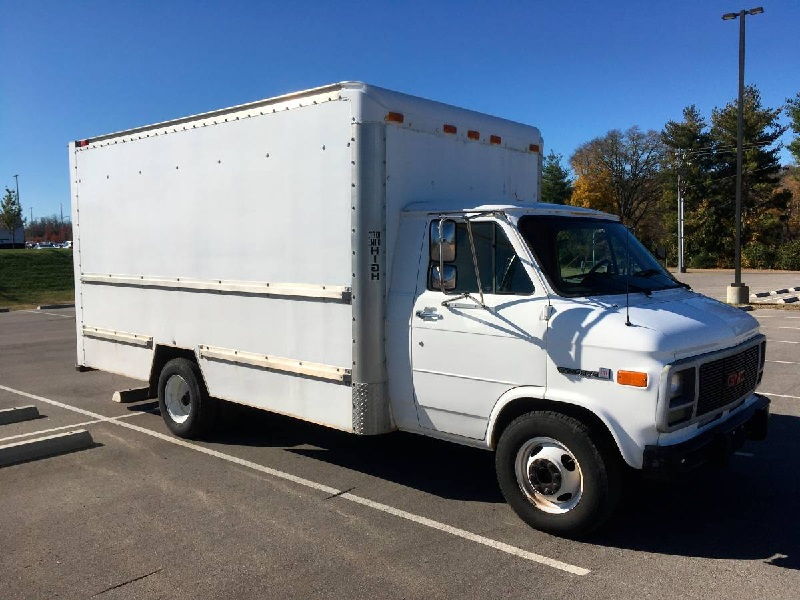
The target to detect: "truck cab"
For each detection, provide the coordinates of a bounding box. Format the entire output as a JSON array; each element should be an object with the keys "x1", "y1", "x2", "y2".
[{"x1": 388, "y1": 202, "x2": 768, "y2": 534}]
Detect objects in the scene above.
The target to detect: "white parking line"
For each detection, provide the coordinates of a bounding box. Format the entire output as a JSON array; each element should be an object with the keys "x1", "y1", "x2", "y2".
[
  {"x1": 0, "y1": 412, "x2": 147, "y2": 444},
  {"x1": 761, "y1": 392, "x2": 800, "y2": 400},
  {"x1": 767, "y1": 340, "x2": 800, "y2": 344},
  {"x1": 766, "y1": 360, "x2": 800, "y2": 365},
  {"x1": 759, "y1": 325, "x2": 800, "y2": 330},
  {"x1": 20, "y1": 310, "x2": 74, "y2": 319},
  {"x1": 0, "y1": 383, "x2": 590, "y2": 576}
]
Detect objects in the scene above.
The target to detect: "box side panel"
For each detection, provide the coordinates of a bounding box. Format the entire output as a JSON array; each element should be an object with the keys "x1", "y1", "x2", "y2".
[
  {"x1": 383, "y1": 125, "x2": 539, "y2": 281},
  {"x1": 75, "y1": 100, "x2": 355, "y2": 430}
]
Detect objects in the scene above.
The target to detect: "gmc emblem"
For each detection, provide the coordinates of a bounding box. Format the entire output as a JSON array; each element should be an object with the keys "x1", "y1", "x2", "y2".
[{"x1": 727, "y1": 370, "x2": 746, "y2": 387}]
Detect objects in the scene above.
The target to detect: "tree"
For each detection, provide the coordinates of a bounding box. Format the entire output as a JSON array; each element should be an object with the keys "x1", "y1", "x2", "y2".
[
  {"x1": 24, "y1": 215, "x2": 72, "y2": 244},
  {"x1": 540, "y1": 151, "x2": 573, "y2": 204},
  {"x1": 661, "y1": 106, "x2": 716, "y2": 265},
  {"x1": 661, "y1": 87, "x2": 789, "y2": 267},
  {"x1": 0, "y1": 188, "x2": 23, "y2": 246},
  {"x1": 569, "y1": 127, "x2": 665, "y2": 231},
  {"x1": 709, "y1": 86, "x2": 788, "y2": 253},
  {"x1": 786, "y1": 92, "x2": 800, "y2": 165}
]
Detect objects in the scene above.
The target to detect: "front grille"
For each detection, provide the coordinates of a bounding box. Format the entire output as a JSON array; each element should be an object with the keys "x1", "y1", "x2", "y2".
[{"x1": 697, "y1": 345, "x2": 759, "y2": 416}]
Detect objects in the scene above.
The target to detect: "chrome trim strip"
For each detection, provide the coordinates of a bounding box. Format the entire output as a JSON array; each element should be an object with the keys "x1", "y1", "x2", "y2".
[
  {"x1": 81, "y1": 273, "x2": 351, "y2": 302},
  {"x1": 82, "y1": 326, "x2": 152, "y2": 347},
  {"x1": 198, "y1": 345, "x2": 351, "y2": 384}
]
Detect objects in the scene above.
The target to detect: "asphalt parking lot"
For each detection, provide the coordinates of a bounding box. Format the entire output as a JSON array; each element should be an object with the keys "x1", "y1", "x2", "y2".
[{"x1": 2, "y1": 300, "x2": 800, "y2": 599}]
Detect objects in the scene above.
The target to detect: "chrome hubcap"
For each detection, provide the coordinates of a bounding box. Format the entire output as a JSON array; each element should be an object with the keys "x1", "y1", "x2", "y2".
[
  {"x1": 164, "y1": 374, "x2": 191, "y2": 424},
  {"x1": 515, "y1": 436, "x2": 583, "y2": 514}
]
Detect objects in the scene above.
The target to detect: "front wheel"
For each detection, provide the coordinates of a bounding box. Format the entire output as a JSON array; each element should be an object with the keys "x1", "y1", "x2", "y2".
[{"x1": 495, "y1": 411, "x2": 620, "y2": 537}]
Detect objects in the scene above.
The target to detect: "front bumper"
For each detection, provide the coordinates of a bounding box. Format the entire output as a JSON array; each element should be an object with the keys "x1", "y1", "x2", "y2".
[{"x1": 642, "y1": 393, "x2": 769, "y2": 476}]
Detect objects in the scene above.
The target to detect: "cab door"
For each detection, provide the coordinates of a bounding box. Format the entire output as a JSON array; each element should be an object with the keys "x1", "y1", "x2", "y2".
[{"x1": 410, "y1": 218, "x2": 549, "y2": 440}]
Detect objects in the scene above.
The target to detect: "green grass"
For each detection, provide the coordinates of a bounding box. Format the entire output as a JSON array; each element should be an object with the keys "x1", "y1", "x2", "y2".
[{"x1": 0, "y1": 249, "x2": 75, "y2": 309}]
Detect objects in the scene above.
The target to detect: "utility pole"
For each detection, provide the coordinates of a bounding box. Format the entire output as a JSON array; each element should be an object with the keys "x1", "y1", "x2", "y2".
[
  {"x1": 722, "y1": 6, "x2": 763, "y2": 304},
  {"x1": 677, "y1": 170, "x2": 685, "y2": 273}
]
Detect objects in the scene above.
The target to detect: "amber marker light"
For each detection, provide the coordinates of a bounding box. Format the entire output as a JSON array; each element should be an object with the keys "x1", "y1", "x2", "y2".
[
  {"x1": 617, "y1": 370, "x2": 648, "y2": 387},
  {"x1": 467, "y1": 130, "x2": 480, "y2": 140},
  {"x1": 385, "y1": 112, "x2": 404, "y2": 123}
]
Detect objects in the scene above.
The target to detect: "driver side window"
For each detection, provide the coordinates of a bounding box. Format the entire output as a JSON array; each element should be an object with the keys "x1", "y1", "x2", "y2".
[{"x1": 428, "y1": 221, "x2": 533, "y2": 295}]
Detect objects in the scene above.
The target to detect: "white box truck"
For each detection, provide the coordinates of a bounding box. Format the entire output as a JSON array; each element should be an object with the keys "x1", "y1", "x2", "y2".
[{"x1": 70, "y1": 82, "x2": 769, "y2": 535}]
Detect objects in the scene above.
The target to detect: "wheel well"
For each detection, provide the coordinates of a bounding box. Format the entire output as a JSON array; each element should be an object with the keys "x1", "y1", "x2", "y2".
[
  {"x1": 490, "y1": 397, "x2": 621, "y2": 459},
  {"x1": 148, "y1": 345, "x2": 197, "y2": 396}
]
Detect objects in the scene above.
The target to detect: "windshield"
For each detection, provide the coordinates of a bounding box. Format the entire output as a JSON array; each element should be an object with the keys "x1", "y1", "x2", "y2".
[{"x1": 517, "y1": 215, "x2": 682, "y2": 298}]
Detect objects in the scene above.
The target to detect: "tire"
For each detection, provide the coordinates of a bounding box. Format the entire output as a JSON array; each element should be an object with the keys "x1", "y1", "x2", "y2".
[
  {"x1": 157, "y1": 357, "x2": 217, "y2": 439},
  {"x1": 495, "y1": 410, "x2": 620, "y2": 537}
]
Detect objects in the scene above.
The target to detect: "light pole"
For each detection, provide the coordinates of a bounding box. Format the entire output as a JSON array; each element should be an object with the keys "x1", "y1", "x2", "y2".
[
  {"x1": 675, "y1": 152, "x2": 686, "y2": 273},
  {"x1": 12, "y1": 174, "x2": 20, "y2": 247},
  {"x1": 723, "y1": 6, "x2": 763, "y2": 305}
]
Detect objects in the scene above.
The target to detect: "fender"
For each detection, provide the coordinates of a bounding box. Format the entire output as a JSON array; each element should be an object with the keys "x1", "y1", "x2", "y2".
[{"x1": 484, "y1": 386, "x2": 645, "y2": 469}]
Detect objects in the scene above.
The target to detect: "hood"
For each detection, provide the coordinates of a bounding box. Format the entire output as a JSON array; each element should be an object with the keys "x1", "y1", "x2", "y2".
[{"x1": 548, "y1": 288, "x2": 759, "y2": 361}]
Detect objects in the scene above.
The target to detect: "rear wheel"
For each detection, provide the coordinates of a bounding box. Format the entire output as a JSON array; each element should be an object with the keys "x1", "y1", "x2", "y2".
[
  {"x1": 495, "y1": 411, "x2": 620, "y2": 536},
  {"x1": 158, "y1": 357, "x2": 216, "y2": 438}
]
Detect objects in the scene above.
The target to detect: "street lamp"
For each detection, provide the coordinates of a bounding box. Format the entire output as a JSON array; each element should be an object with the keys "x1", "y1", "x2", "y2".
[
  {"x1": 722, "y1": 7, "x2": 763, "y2": 305},
  {"x1": 12, "y1": 174, "x2": 20, "y2": 247}
]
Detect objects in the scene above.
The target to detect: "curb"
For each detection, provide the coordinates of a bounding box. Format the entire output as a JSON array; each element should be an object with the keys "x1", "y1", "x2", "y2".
[
  {"x1": 0, "y1": 429, "x2": 94, "y2": 468},
  {"x1": 751, "y1": 286, "x2": 800, "y2": 298},
  {"x1": 0, "y1": 405, "x2": 41, "y2": 425},
  {"x1": 112, "y1": 387, "x2": 152, "y2": 403},
  {"x1": 37, "y1": 304, "x2": 75, "y2": 310}
]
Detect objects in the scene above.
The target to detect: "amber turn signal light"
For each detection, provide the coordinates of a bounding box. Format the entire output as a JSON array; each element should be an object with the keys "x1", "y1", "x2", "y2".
[{"x1": 617, "y1": 370, "x2": 648, "y2": 387}]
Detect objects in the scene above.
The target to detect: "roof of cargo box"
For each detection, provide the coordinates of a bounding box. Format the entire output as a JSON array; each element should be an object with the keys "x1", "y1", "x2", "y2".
[
  {"x1": 403, "y1": 201, "x2": 619, "y2": 221},
  {"x1": 73, "y1": 82, "x2": 542, "y2": 152}
]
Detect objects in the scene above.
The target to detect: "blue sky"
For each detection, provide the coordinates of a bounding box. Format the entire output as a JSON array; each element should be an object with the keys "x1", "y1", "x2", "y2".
[{"x1": 1, "y1": 1, "x2": 798, "y2": 220}]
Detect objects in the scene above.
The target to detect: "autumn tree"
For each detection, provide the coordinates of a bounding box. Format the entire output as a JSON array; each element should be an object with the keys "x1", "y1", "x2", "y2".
[
  {"x1": 569, "y1": 127, "x2": 665, "y2": 232},
  {"x1": 540, "y1": 151, "x2": 573, "y2": 204}
]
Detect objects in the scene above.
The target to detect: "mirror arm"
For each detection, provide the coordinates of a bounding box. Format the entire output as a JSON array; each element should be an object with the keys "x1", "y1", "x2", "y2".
[
  {"x1": 465, "y1": 219, "x2": 485, "y2": 306},
  {"x1": 437, "y1": 219, "x2": 449, "y2": 294}
]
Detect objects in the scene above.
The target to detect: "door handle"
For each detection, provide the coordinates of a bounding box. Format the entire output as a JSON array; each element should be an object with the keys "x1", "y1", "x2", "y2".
[{"x1": 415, "y1": 307, "x2": 443, "y2": 321}]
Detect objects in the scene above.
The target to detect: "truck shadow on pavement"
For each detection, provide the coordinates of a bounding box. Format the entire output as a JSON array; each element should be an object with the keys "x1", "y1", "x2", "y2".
[
  {"x1": 209, "y1": 404, "x2": 799, "y2": 569},
  {"x1": 210, "y1": 403, "x2": 501, "y2": 503},
  {"x1": 591, "y1": 411, "x2": 800, "y2": 571}
]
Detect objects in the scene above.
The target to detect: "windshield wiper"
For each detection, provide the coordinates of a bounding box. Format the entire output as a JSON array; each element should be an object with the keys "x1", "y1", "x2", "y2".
[
  {"x1": 631, "y1": 268, "x2": 662, "y2": 279},
  {"x1": 633, "y1": 268, "x2": 692, "y2": 291}
]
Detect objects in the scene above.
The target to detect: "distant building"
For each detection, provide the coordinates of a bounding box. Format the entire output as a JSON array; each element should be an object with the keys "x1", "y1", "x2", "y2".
[{"x1": 0, "y1": 224, "x2": 25, "y2": 249}]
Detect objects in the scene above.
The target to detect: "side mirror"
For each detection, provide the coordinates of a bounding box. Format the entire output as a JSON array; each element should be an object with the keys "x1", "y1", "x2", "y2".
[
  {"x1": 430, "y1": 220, "x2": 456, "y2": 262},
  {"x1": 429, "y1": 264, "x2": 457, "y2": 291}
]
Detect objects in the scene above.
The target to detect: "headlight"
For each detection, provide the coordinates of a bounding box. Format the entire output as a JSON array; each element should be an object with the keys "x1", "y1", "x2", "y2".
[
  {"x1": 669, "y1": 372, "x2": 684, "y2": 396},
  {"x1": 665, "y1": 368, "x2": 697, "y2": 428}
]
